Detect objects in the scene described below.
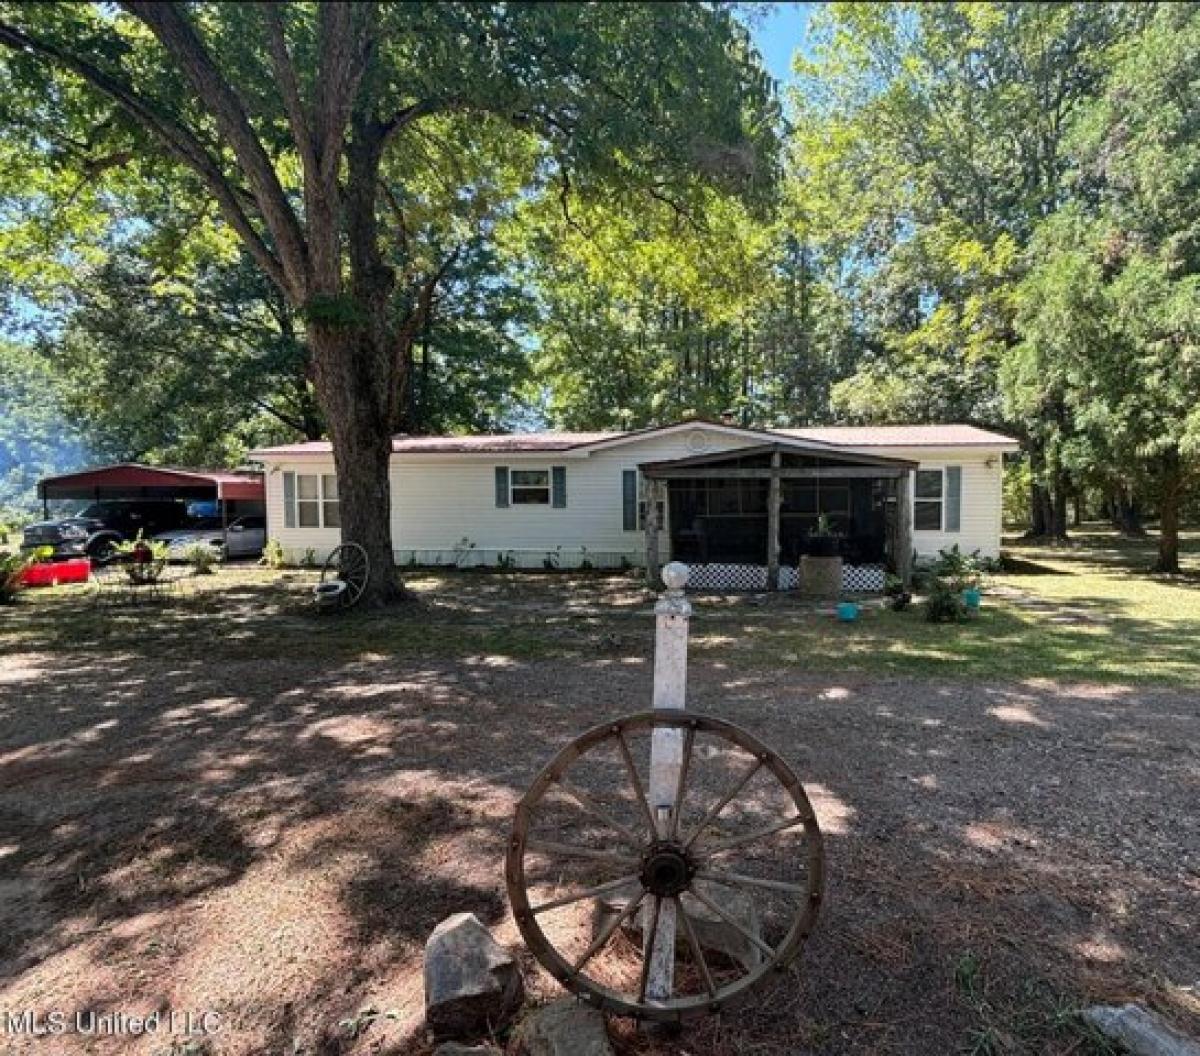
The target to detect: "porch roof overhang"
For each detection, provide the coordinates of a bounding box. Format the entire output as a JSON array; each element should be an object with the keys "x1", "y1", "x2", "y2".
[{"x1": 638, "y1": 442, "x2": 919, "y2": 480}]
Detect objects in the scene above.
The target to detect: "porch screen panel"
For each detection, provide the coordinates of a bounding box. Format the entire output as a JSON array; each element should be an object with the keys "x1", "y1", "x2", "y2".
[
  {"x1": 283, "y1": 471, "x2": 296, "y2": 528},
  {"x1": 494, "y1": 466, "x2": 509, "y2": 507},
  {"x1": 551, "y1": 466, "x2": 567, "y2": 508},
  {"x1": 945, "y1": 466, "x2": 962, "y2": 532},
  {"x1": 622, "y1": 470, "x2": 637, "y2": 530}
]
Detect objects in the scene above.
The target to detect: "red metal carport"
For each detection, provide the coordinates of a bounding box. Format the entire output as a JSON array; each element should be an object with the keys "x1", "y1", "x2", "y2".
[{"x1": 37, "y1": 463, "x2": 264, "y2": 515}]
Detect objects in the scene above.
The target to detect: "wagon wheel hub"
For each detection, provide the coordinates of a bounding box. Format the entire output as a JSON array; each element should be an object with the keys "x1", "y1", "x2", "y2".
[{"x1": 640, "y1": 841, "x2": 694, "y2": 897}]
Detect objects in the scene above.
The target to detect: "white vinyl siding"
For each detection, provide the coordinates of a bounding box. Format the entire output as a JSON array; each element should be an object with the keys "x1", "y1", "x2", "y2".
[
  {"x1": 889, "y1": 450, "x2": 1003, "y2": 560},
  {"x1": 389, "y1": 431, "x2": 751, "y2": 566},
  {"x1": 265, "y1": 464, "x2": 342, "y2": 563},
  {"x1": 258, "y1": 430, "x2": 1007, "y2": 567}
]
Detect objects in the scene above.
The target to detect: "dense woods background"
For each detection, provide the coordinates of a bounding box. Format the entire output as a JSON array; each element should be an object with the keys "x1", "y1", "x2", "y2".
[{"x1": 1, "y1": 2, "x2": 1197, "y2": 574}]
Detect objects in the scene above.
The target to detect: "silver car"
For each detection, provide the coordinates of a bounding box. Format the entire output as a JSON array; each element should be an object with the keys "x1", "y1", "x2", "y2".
[{"x1": 154, "y1": 515, "x2": 266, "y2": 561}]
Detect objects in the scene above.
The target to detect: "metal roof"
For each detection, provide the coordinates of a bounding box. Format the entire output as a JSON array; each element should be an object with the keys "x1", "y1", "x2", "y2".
[
  {"x1": 778, "y1": 425, "x2": 1020, "y2": 447},
  {"x1": 250, "y1": 421, "x2": 1019, "y2": 459},
  {"x1": 38, "y1": 463, "x2": 264, "y2": 501}
]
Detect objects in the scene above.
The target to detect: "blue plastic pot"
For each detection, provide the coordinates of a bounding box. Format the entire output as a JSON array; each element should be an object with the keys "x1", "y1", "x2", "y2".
[
  {"x1": 836, "y1": 601, "x2": 860, "y2": 622},
  {"x1": 962, "y1": 587, "x2": 982, "y2": 610}
]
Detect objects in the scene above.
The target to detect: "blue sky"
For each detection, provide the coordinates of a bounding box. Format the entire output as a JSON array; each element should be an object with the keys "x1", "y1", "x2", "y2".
[{"x1": 745, "y1": 2, "x2": 816, "y2": 85}]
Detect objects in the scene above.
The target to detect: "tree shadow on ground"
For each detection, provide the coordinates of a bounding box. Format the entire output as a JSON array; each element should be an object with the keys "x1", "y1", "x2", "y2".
[{"x1": 0, "y1": 569, "x2": 1197, "y2": 1055}]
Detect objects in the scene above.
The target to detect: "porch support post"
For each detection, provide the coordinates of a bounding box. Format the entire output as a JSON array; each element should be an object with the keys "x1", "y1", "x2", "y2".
[
  {"x1": 766, "y1": 450, "x2": 781, "y2": 590},
  {"x1": 644, "y1": 477, "x2": 663, "y2": 588},
  {"x1": 896, "y1": 471, "x2": 913, "y2": 586}
]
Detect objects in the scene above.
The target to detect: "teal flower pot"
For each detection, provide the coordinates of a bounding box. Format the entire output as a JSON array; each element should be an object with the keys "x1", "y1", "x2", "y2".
[
  {"x1": 962, "y1": 587, "x2": 982, "y2": 610},
  {"x1": 836, "y1": 601, "x2": 860, "y2": 622}
]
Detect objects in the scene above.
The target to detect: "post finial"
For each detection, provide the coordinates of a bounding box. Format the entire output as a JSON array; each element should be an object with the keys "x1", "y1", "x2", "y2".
[{"x1": 661, "y1": 561, "x2": 689, "y2": 592}]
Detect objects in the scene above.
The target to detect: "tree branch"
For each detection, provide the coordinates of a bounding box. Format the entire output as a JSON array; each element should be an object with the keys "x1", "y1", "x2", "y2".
[
  {"x1": 260, "y1": 4, "x2": 317, "y2": 177},
  {"x1": 0, "y1": 17, "x2": 289, "y2": 296},
  {"x1": 123, "y1": 1, "x2": 312, "y2": 299},
  {"x1": 314, "y1": 2, "x2": 369, "y2": 186}
]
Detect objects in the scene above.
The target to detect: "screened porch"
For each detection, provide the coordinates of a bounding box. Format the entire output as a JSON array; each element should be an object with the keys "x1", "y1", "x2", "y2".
[{"x1": 638, "y1": 443, "x2": 917, "y2": 591}]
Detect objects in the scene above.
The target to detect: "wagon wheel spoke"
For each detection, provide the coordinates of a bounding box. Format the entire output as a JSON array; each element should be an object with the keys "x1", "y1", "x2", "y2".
[
  {"x1": 695, "y1": 869, "x2": 806, "y2": 896},
  {"x1": 668, "y1": 723, "x2": 696, "y2": 841},
  {"x1": 532, "y1": 873, "x2": 641, "y2": 916},
  {"x1": 572, "y1": 888, "x2": 646, "y2": 974},
  {"x1": 524, "y1": 839, "x2": 640, "y2": 866},
  {"x1": 552, "y1": 777, "x2": 644, "y2": 849},
  {"x1": 682, "y1": 756, "x2": 763, "y2": 851},
  {"x1": 699, "y1": 814, "x2": 807, "y2": 856},
  {"x1": 613, "y1": 729, "x2": 657, "y2": 837},
  {"x1": 686, "y1": 883, "x2": 777, "y2": 962},
  {"x1": 674, "y1": 893, "x2": 718, "y2": 998},
  {"x1": 636, "y1": 895, "x2": 663, "y2": 1004}
]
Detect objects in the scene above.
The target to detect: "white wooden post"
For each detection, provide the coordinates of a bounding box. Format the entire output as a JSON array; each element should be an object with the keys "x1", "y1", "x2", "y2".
[{"x1": 644, "y1": 560, "x2": 691, "y2": 1005}]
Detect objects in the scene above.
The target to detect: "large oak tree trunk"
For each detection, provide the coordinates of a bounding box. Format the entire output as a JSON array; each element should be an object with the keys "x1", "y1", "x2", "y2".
[
  {"x1": 310, "y1": 322, "x2": 410, "y2": 606},
  {"x1": 1109, "y1": 483, "x2": 1144, "y2": 536},
  {"x1": 1025, "y1": 440, "x2": 1070, "y2": 541},
  {"x1": 1153, "y1": 450, "x2": 1182, "y2": 575}
]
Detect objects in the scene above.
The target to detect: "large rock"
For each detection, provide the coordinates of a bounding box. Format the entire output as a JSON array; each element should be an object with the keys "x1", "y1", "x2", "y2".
[
  {"x1": 424, "y1": 913, "x2": 524, "y2": 1039},
  {"x1": 593, "y1": 880, "x2": 763, "y2": 973},
  {"x1": 513, "y1": 999, "x2": 614, "y2": 1056},
  {"x1": 1081, "y1": 1004, "x2": 1200, "y2": 1056}
]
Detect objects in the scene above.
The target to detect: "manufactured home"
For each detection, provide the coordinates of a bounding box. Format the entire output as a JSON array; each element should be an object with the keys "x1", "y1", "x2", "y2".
[{"x1": 250, "y1": 421, "x2": 1018, "y2": 591}]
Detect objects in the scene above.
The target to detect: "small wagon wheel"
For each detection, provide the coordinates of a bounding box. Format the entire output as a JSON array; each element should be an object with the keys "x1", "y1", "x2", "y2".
[
  {"x1": 507, "y1": 711, "x2": 824, "y2": 1022},
  {"x1": 318, "y1": 543, "x2": 369, "y2": 608}
]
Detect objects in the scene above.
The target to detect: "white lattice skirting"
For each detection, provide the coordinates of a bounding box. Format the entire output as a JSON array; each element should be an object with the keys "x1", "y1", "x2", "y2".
[{"x1": 688, "y1": 563, "x2": 886, "y2": 593}]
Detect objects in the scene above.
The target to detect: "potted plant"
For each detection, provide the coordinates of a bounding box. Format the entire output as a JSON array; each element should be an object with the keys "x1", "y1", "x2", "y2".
[
  {"x1": 934, "y1": 545, "x2": 984, "y2": 610},
  {"x1": 835, "y1": 596, "x2": 860, "y2": 622},
  {"x1": 116, "y1": 532, "x2": 168, "y2": 585},
  {"x1": 799, "y1": 514, "x2": 844, "y2": 598}
]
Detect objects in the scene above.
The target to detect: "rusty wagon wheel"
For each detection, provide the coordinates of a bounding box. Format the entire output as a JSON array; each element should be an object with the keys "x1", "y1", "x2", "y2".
[
  {"x1": 316, "y1": 542, "x2": 369, "y2": 609},
  {"x1": 507, "y1": 711, "x2": 824, "y2": 1022}
]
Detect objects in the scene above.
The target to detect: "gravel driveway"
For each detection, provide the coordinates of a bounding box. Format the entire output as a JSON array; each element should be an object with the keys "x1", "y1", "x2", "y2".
[{"x1": 0, "y1": 578, "x2": 1197, "y2": 1055}]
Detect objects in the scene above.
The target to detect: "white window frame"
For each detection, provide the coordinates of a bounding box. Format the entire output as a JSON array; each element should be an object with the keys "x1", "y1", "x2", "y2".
[
  {"x1": 294, "y1": 472, "x2": 339, "y2": 528},
  {"x1": 510, "y1": 467, "x2": 551, "y2": 506},
  {"x1": 913, "y1": 467, "x2": 944, "y2": 532}
]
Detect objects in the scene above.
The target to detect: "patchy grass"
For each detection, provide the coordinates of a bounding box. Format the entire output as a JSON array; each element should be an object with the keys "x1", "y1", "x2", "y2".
[{"x1": 4, "y1": 529, "x2": 1200, "y2": 688}]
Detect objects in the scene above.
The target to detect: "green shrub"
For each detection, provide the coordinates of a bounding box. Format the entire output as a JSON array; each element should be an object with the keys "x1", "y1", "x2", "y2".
[
  {"x1": 261, "y1": 538, "x2": 286, "y2": 569},
  {"x1": 495, "y1": 551, "x2": 516, "y2": 570},
  {"x1": 932, "y1": 545, "x2": 985, "y2": 588},
  {"x1": 183, "y1": 542, "x2": 221, "y2": 575},
  {"x1": 0, "y1": 550, "x2": 32, "y2": 604},
  {"x1": 925, "y1": 575, "x2": 970, "y2": 623}
]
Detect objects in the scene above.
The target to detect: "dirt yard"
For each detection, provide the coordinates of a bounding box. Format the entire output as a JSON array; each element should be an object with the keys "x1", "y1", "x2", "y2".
[{"x1": 1, "y1": 559, "x2": 1197, "y2": 1055}]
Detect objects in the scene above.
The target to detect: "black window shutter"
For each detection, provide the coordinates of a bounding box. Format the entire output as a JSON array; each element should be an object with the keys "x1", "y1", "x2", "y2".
[
  {"x1": 494, "y1": 466, "x2": 509, "y2": 507},
  {"x1": 551, "y1": 466, "x2": 567, "y2": 508},
  {"x1": 945, "y1": 466, "x2": 962, "y2": 532},
  {"x1": 283, "y1": 471, "x2": 296, "y2": 528},
  {"x1": 622, "y1": 470, "x2": 638, "y2": 531}
]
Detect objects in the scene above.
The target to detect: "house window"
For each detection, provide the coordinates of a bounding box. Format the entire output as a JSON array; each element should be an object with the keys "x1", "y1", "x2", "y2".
[
  {"x1": 292, "y1": 472, "x2": 339, "y2": 528},
  {"x1": 321, "y1": 474, "x2": 340, "y2": 527},
  {"x1": 511, "y1": 469, "x2": 551, "y2": 505},
  {"x1": 914, "y1": 469, "x2": 944, "y2": 531}
]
